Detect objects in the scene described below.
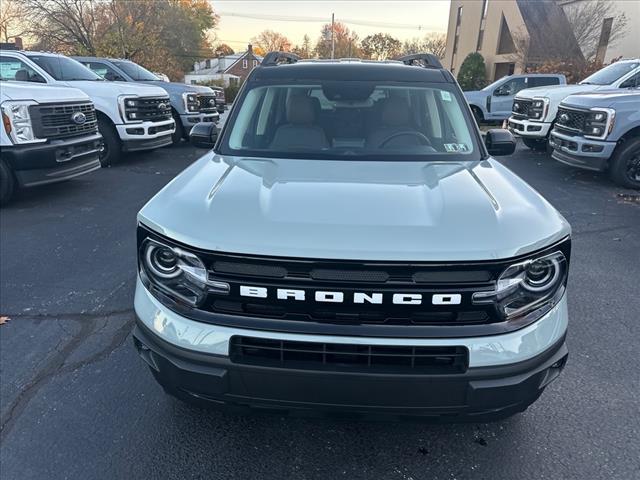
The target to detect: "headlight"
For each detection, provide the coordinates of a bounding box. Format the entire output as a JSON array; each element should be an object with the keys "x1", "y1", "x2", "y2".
[
  {"x1": 473, "y1": 250, "x2": 568, "y2": 322},
  {"x1": 1, "y1": 101, "x2": 43, "y2": 144},
  {"x1": 584, "y1": 108, "x2": 615, "y2": 140},
  {"x1": 529, "y1": 97, "x2": 549, "y2": 122},
  {"x1": 118, "y1": 95, "x2": 141, "y2": 123},
  {"x1": 139, "y1": 237, "x2": 228, "y2": 307},
  {"x1": 182, "y1": 92, "x2": 199, "y2": 113}
]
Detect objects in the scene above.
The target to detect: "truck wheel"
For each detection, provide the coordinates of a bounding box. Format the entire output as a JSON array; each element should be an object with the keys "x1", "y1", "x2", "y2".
[
  {"x1": 171, "y1": 113, "x2": 184, "y2": 145},
  {"x1": 522, "y1": 137, "x2": 552, "y2": 154},
  {"x1": 98, "y1": 118, "x2": 121, "y2": 167},
  {"x1": 0, "y1": 159, "x2": 16, "y2": 206},
  {"x1": 609, "y1": 137, "x2": 640, "y2": 190}
]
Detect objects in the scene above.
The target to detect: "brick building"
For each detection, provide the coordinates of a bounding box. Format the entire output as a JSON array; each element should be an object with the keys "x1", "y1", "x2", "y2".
[{"x1": 184, "y1": 44, "x2": 263, "y2": 86}]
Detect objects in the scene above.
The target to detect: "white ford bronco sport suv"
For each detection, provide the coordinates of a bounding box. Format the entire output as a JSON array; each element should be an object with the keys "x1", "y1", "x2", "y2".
[
  {"x1": 507, "y1": 59, "x2": 640, "y2": 152},
  {"x1": 133, "y1": 53, "x2": 571, "y2": 421},
  {"x1": 1, "y1": 81, "x2": 102, "y2": 205},
  {"x1": 0, "y1": 51, "x2": 175, "y2": 166}
]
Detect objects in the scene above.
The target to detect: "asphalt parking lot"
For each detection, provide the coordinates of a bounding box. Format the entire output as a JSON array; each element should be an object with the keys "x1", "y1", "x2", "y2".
[{"x1": 1, "y1": 140, "x2": 639, "y2": 480}]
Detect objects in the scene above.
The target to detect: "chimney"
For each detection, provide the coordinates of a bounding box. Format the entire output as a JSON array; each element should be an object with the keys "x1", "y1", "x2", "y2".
[{"x1": 247, "y1": 44, "x2": 253, "y2": 54}]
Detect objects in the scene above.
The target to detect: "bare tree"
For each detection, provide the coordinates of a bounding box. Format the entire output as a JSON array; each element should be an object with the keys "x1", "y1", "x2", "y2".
[
  {"x1": 361, "y1": 33, "x2": 402, "y2": 60},
  {"x1": 563, "y1": 0, "x2": 628, "y2": 62},
  {"x1": 0, "y1": 0, "x2": 27, "y2": 43},
  {"x1": 401, "y1": 33, "x2": 446, "y2": 59},
  {"x1": 251, "y1": 30, "x2": 292, "y2": 53}
]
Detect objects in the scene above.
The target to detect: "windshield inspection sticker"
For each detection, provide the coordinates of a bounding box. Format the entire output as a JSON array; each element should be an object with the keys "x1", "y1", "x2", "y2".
[
  {"x1": 444, "y1": 143, "x2": 470, "y2": 153},
  {"x1": 440, "y1": 91, "x2": 452, "y2": 102}
]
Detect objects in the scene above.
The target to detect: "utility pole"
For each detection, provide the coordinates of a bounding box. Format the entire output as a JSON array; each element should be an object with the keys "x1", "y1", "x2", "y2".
[{"x1": 331, "y1": 13, "x2": 335, "y2": 59}]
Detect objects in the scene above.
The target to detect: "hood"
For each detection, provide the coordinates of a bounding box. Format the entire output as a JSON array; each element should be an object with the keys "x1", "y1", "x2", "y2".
[
  {"x1": 138, "y1": 154, "x2": 570, "y2": 262},
  {"x1": 62, "y1": 80, "x2": 169, "y2": 97},
  {"x1": 0, "y1": 81, "x2": 89, "y2": 103},
  {"x1": 561, "y1": 90, "x2": 640, "y2": 109},
  {"x1": 516, "y1": 84, "x2": 598, "y2": 100},
  {"x1": 137, "y1": 80, "x2": 213, "y2": 94}
]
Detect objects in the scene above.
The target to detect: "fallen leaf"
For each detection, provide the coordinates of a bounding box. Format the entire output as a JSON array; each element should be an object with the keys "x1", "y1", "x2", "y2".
[{"x1": 0, "y1": 316, "x2": 10, "y2": 326}]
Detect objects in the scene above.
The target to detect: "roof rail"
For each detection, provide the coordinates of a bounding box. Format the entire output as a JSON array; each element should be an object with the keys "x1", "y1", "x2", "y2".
[
  {"x1": 261, "y1": 52, "x2": 300, "y2": 66},
  {"x1": 397, "y1": 53, "x2": 443, "y2": 69}
]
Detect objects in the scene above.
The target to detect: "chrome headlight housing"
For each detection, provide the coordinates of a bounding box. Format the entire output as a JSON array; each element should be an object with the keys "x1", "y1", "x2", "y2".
[
  {"x1": 584, "y1": 108, "x2": 615, "y2": 140},
  {"x1": 1, "y1": 100, "x2": 45, "y2": 144},
  {"x1": 529, "y1": 97, "x2": 549, "y2": 122},
  {"x1": 473, "y1": 249, "x2": 569, "y2": 322},
  {"x1": 139, "y1": 237, "x2": 229, "y2": 307},
  {"x1": 182, "y1": 92, "x2": 199, "y2": 113}
]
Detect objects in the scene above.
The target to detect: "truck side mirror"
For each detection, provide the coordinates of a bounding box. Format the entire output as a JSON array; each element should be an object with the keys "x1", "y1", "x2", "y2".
[
  {"x1": 485, "y1": 129, "x2": 516, "y2": 156},
  {"x1": 189, "y1": 122, "x2": 219, "y2": 149}
]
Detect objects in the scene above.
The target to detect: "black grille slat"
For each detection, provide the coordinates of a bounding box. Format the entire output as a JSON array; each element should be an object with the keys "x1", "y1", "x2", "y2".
[
  {"x1": 197, "y1": 94, "x2": 218, "y2": 112},
  {"x1": 555, "y1": 107, "x2": 588, "y2": 134},
  {"x1": 125, "y1": 96, "x2": 171, "y2": 122},
  {"x1": 30, "y1": 102, "x2": 98, "y2": 140},
  {"x1": 230, "y1": 336, "x2": 469, "y2": 374},
  {"x1": 511, "y1": 99, "x2": 532, "y2": 119}
]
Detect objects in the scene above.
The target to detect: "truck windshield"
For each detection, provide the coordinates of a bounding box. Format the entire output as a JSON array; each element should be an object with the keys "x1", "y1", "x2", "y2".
[
  {"x1": 112, "y1": 61, "x2": 159, "y2": 81},
  {"x1": 26, "y1": 55, "x2": 101, "y2": 81},
  {"x1": 220, "y1": 81, "x2": 479, "y2": 161},
  {"x1": 580, "y1": 62, "x2": 639, "y2": 85}
]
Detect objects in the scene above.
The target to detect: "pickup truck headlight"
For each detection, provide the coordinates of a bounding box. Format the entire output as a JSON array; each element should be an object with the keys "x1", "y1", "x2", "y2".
[
  {"x1": 139, "y1": 237, "x2": 229, "y2": 307},
  {"x1": 118, "y1": 95, "x2": 142, "y2": 123},
  {"x1": 1, "y1": 101, "x2": 44, "y2": 144},
  {"x1": 529, "y1": 97, "x2": 549, "y2": 122},
  {"x1": 182, "y1": 92, "x2": 199, "y2": 113},
  {"x1": 584, "y1": 108, "x2": 615, "y2": 140},
  {"x1": 473, "y1": 249, "x2": 568, "y2": 322}
]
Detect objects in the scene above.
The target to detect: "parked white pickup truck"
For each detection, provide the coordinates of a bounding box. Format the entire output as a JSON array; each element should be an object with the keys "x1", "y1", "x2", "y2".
[
  {"x1": 0, "y1": 51, "x2": 175, "y2": 166},
  {"x1": 1, "y1": 81, "x2": 102, "y2": 205},
  {"x1": 508, "y1": 59, "x2": 640, "y2": 151}
]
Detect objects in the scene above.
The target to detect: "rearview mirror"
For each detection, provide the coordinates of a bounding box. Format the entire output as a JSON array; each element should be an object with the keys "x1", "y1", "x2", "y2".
[
  {"x1": 485, "y1": 129, "x2": 516, "y2": 156},
  {"x1": 189, "y1": 122, "x2": 219, "y2": 149}
]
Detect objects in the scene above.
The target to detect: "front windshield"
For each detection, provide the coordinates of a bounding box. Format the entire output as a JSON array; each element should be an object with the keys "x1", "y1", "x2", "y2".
[
  {"x1": 26, "y1": 55, "x2": 100, "y2": 81},
  {"x1": 580, "y1": 62, "x2": 639, "y2": 85},
  {"x1": 112, "y1": 61, "x2": 159, "y2": 81},
  {"x1": 220, "y1": 81, "x2": 478, "y2": 161}
]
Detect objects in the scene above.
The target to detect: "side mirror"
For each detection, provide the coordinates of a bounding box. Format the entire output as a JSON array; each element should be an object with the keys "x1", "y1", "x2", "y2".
[
  {"x1": 485, "y1": 129, "x2": 516, "y2": 156},
  {"x1": 189, "y1": 122, "x2": 219, "y2": 149}
]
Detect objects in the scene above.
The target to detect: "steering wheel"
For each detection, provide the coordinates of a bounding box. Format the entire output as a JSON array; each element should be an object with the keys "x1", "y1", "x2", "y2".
[{"x1": 379, "y1": 131, "x2": 432, "y2": 148}]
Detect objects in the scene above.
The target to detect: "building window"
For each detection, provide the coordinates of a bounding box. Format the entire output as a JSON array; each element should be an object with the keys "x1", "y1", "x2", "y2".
[
  {"x1": 205, "y1": 59, "x2": 211, "y2": 68},
  {"x1": 482, "y1": 0, "x2": 489, "y2": 18},
  {"x1": 496, "y1": 14, "x2": 516, "y2": 55},
  {"x1": 453, "y1": 35, "x2": 459, "y2": 55},
  {"x1": 456, "y1": 6, "x2": 463, "y2": 26},
  {"x1": 253, "y1": 60, "x2": 258, "y2": 67},
  {"x1": 242, "y1": 59, "x2": 248, "y2": 69},
  {"x1": 476, "y1": 29, "x2": 484, "y2": 51}
]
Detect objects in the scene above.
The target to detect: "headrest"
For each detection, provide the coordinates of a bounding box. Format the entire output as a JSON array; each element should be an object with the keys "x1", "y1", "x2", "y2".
[
  {"x1": 14, "y1": 69, "x2": 30, "y2": 82},
  {"x1": 286, "y1": 96, "x2": 316, "y2": 125},
  {"x1": 380, "y1": 97, "x2": 410, "y2": 127}
]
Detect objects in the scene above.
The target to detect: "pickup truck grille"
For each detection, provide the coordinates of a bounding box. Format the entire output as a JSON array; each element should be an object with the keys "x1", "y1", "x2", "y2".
[
  {"x1": 511, "y1": 98, "x2": 532, "y2": 119},
  {"x1": 555, "y1": 106, "x2": 587, "y2": 134},
  {"x1": 197, "y1": 94, "x2": 218, "y2": 112},
  {"x1": 230, "y1": 336, "x2": 469, "y2": 374},
  {"x1": 124, "y1": 96, "x2": 172, "y2": 122},
  {"x1": 29, "y1": 102, "x2": 98, "y2": 140}
]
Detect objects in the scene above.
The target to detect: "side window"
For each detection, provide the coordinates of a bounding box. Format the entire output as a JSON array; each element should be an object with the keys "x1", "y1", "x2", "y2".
[
  {"x1": 0, "y1": 57, "x2": 46, "y2": 83},
  {"x1": 620, "y1": 72, "x2": 640, "y2": 89},
  {"x1": 529, "y1": 76, "x2": 560, "y2": 88},
  {"x1": 242, "y1": 59, "x2": 248, "y2": 69},
  {"x1": 495, "y1": 78, "x2": 526, "y2": 96},
  {"x1": 86, "y1": 62, "x2": 124, "y2": 81}
]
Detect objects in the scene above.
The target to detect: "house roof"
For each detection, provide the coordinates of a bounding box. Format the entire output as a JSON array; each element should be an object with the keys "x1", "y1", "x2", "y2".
[{"x1": 188, "y1": 50, "x2": 264, "y2": 75}]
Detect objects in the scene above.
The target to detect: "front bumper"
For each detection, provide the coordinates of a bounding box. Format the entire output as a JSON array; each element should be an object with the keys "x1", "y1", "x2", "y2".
[
  {"x1": 116, "y1": 118, "x2": 175, "y2": 151},
  {"x1": 508, "y1": 118, "x2": 552, "y2": 138},
  {"x1": 3, "y1": 133, "x2": 102, "y2": 187},
  {"x1": 549, "y1": 130, "x2": 615, "y2": 172},
  {"x1": 133, "y1": 277, "x2": 569, "y2": 419},
  {"x1": 179, "y1": 112, "x2": 219, "y2": 131}
]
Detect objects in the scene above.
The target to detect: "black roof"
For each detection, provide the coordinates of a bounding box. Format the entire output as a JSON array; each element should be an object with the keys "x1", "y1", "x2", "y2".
[{"x1": 251, "y1": 61, "x2": 453, "y2": 83}]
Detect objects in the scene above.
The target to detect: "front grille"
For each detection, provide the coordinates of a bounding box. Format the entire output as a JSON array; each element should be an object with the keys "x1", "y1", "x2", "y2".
[
  {"x1": 124, "y1": 96, "x2": 171, "y2": 122},
  {"x1": 511, "y1": 98, "x2": 532, "y2": 119},
  {"x1": 555, "y1": 106, "x2": 587, "y2": 134},
  {"x1": 30, "y1": 102, "x2": 98, "y2": 140},
  {"x1": 197, "y1": 94, "x2": 218, "y2": 112},
  {"x1": 230, "y1": 336, "x2": 469, "y2": 374}
]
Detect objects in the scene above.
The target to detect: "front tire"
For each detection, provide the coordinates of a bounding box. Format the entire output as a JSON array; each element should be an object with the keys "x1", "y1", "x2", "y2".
[
  {"x1": 97, "y1": 117, "x2": 122, "y2": 167},
  {"x1": 609, "y1": 137, "x2": 640, "y2": 190},
  {"x1": 0, "y1": 159, "x2": 16, "y2": 206}
]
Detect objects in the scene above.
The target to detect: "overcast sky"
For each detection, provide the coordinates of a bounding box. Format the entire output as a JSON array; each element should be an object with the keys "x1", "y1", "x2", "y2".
[{"x1": 213, "y1": 1, "x2": 451, "y2": 51}]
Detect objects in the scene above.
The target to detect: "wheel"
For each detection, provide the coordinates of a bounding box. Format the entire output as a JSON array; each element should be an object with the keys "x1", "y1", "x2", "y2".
[
  {"x1": 97, "y1": 117, "x2": 121, "y2": 167},
  {"x1": 522, "y1": 137, "x2": 551, "y2": 154},
  {"x1": 471, "y1": 106, "x2": 483, "y2": 125},
  {"x1": 171, "y1": 112, "x2": 184, "y2": 145},
  {"x1": 609, "y1": 137, "x2": 640, "y2": 189},
  {"x1": 0, "y1": 159, "x2": 16, "y2": 206}
]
